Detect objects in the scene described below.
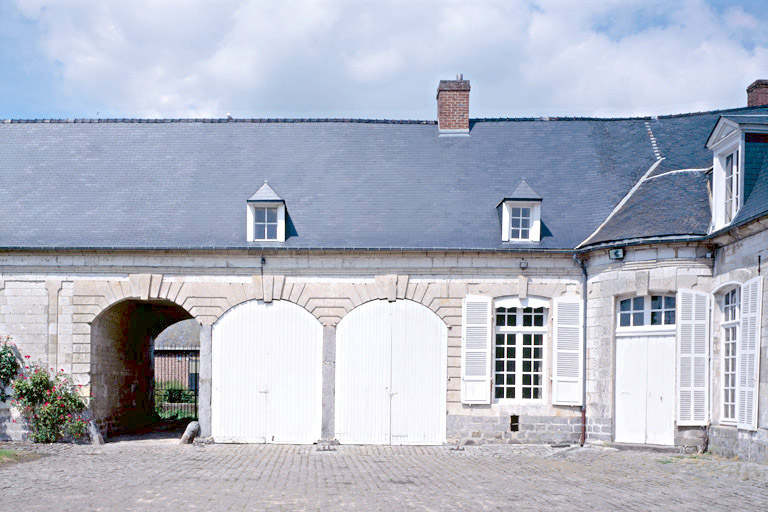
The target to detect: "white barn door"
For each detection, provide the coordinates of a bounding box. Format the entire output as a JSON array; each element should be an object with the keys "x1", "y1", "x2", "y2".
[
  {"x1": 336, "y1": 300, "x2": 447, "y2": 445},
  {"x1": 615, "y1": 334, "x2": 675, "y2": 445},
  {"x1": 212, "y1": 300, "x2": 323, "y2": 444}
]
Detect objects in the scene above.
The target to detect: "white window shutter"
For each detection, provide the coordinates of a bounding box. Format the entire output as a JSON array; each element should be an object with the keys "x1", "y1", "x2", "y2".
[
  {"x1": 461, "y1": 295, "x2": 492, "y2": 404},
  {"x1": 738, "y1": 276, "x2": 763, "y2": 431},
  {"x1": 552, "y1": 295, "x2": 583, "y2": 406},
  {"x1": 676, "y1": 289, "x2": 710, "y2": 426}
]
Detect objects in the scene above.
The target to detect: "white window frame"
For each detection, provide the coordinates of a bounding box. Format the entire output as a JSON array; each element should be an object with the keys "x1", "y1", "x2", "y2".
[
  {"x1": 711, "y1": 134, "x2": 744, "y2": 230},
  {"x1": 501, "y1": 201, "x2": 541, "y2": 242},
  {"x1": 246, "y1": 202, "x2": 286, "y2": 242},
  {"x1": 493, "y1": 297, "x2": 548, "y2": 403},
  {"x1": 615, "y1": 294, "x2": 677, "y2": 336},
  {"x1": 720, "y1": 287, "x2": 740, "y2": 425}
]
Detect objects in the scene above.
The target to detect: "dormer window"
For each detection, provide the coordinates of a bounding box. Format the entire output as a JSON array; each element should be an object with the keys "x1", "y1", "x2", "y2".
[
  {"x1": 706, "y1": 115, "x2": 768, "y2": 231},
  {"x1": 247, "y1": 182, "x2": 286, "y2": 242},
  {"x1": 499, "y1": 179, "x2": 542, "y2": 243},
  {"x1": 254, "y1": 206, "x2": 279, "y2": 240}
]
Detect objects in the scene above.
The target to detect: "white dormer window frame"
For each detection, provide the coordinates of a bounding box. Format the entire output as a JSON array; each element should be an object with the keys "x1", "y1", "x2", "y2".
[
  {"x1": 246, "y1": 202, "x2": 286, "y2": 242},
  {"x1": 501, "y1": 201, "x2": 541, "y2": 242},
  {"x1": 711, "y1": 133, "x2": 743, "y2": 231}
]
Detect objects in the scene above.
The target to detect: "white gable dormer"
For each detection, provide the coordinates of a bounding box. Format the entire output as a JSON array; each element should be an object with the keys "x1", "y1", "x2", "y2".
[
  {"x1": 246, "y1": 181, "x2": 286, "y2": 242},
  {"x1": 707, "y1": 117, "x2": 743, "y2": 231},
  {"x1": 498, "y1": 178, "x2": 542, "y2": 243}
]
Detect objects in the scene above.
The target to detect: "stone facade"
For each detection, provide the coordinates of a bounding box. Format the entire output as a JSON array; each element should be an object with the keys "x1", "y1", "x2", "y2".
[
  {"x1": 1, "y1": 224, "x2": 767, "y2": 460},
  {"x1": 583, "y1": 243, "x2": 713, "y2": 448},
  {"x1": 708, "y1": 226, "x2": 768, "y2": 462},
  {"x1": 0, "y1": 250, "x2": 582, "y2": 443}
]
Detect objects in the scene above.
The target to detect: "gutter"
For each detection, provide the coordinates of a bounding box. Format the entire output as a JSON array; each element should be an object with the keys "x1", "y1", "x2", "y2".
[{"x1": 573, "y1": 253, "x2": 588, "y2": 446}]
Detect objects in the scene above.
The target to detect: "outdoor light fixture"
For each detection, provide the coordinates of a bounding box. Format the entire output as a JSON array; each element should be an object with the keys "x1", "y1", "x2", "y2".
[{"x1": 519, "y1": 259, "x2": 528, "y2": 270}]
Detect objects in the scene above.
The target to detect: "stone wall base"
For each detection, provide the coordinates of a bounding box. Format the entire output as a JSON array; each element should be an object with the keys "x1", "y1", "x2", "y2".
[
  {"x1": 710, "y1": 425, "x2": 768, "y2": 463},
  {"x1": 447, "y1": 414, "x2": 582, "y2": 445}
]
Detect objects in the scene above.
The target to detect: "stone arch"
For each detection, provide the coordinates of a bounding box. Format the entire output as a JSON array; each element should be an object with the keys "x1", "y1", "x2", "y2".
[{"x1": 89, "y1": 296, "x2": 194, "y2": 436}]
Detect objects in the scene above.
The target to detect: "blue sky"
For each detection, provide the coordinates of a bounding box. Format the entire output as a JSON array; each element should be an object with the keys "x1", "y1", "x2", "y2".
[{"x1": 1, "y1": 0, "x2": 767, "y2": 119}]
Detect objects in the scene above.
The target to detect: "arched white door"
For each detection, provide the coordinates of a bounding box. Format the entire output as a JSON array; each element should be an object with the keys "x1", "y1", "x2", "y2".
[
  {"x1": 336, "y1": 300, "x2": 447, "y2": 445},
  {"x1": 212, "y1": 300, "x2": 323, "y2": 443}
]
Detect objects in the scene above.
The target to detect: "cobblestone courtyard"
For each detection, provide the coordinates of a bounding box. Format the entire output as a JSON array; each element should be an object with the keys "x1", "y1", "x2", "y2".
[{"x1": 2, "y1": 439, "x2": 768, "y2": 511}]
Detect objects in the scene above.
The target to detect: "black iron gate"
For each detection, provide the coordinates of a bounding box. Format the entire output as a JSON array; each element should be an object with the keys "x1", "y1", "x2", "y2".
[{"x1": 153, "y1": 349, "x2": 199, "y2": 421}]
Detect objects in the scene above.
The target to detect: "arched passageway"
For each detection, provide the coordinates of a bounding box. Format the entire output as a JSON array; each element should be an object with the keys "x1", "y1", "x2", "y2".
[{"x1": 90, "y1": 299, "x2": 193, "y2": 436}]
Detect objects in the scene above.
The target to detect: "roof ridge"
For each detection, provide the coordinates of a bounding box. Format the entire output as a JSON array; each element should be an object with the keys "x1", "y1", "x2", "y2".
[
  {"x1": 0, "y1": 118, "x2": 437, "y2": 125},
  {"x1": 3, "y1": 104, "x2": 768, "y2": 126}
]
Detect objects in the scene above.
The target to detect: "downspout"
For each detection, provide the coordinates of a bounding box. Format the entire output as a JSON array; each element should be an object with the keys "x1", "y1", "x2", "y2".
[{"x1": 573, "y1": 254, "x2": 588, "y2": 446}]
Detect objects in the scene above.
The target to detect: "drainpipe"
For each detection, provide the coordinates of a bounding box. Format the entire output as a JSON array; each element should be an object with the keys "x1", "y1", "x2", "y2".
[{"x1": 573, "y1": 254, "x2": 588, "y2": 446}]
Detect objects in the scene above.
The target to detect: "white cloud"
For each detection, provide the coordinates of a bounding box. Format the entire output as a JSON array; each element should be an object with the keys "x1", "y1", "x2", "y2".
[{"x1": 10, "y1": 0, "x2": 768, "y2": 118}]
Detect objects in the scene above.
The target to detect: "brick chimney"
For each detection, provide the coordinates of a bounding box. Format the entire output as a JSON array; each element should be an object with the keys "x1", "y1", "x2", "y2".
[
  {"x1": 747, "y1": 79, "x2": 768, "y2": 107},
  {"x1": 437, "y1": 74, "x2": 470, "y2": 134}
]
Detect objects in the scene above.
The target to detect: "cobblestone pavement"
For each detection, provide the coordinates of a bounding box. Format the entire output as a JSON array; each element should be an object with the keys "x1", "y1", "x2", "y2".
[{"x1": 1, "y1": 440, "x2": 768, "y2": 511}]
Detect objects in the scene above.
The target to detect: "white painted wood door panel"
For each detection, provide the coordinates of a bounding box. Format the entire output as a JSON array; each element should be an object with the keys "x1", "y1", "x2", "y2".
[
  {"x1": 212, "y1": 300, "x2": 323, "y2": 444},
  {"x1": 645, "y1": 336, "x2": 676, "y2": 445},
  {"x1": 615, "y1": 334, "x2": 675, "y2": 445},
  {"x1": 335, "y1": 300, "x2": 392, "y2": 445},
  {"x1": 336, "y1": 300, "x2": 447, "y2": 445}
]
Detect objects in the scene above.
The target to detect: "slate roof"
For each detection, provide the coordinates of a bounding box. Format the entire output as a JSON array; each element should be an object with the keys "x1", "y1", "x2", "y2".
[
  {"x1": 154, "y1": 319, "x2": 201, "y2": 350},
  {"x1": 1, "y1": 105, "x2": 768, "y2": 253}
]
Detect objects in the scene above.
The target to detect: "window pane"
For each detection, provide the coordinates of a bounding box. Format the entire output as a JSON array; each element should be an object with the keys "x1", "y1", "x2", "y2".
[
  {"x1": 495, "y1": 388, "x2": 504, "y2": 399},
  {"x1": 511, "y1": 218, "x2": 521, "y2": 228},
  {"x1": 506, "y1": 388, "x2": 514, "y2": 399},
  {"x1": 521, "y1": 208, "x2": 530, "y2": 217},
  {"x1": 496, "y1": 347, "x2": 504, "y2": 358},
  {"x1": 664, "y1": 296, "x2": 675, "y2": 309},
  {"x1": 651, "y1": 296, "x2": 662, "y2": 309},
  {"x1": 651, "y1": 311, "x2": 661, "y2": 325},
  {"x1": 254, "y1": 223, "x2": 266, "y2": 239},
  {"x1": 254, "y1": 208, "x2": 266, "y2": 222},
  {"x1": 496, "y1": 314, "x2": 504, "y2": 326},
  {"x1": 633, "y1": 297, "x2": 644, "y2": 310},
  {"x1": 664, "y1": 310, "x2": 675, "y2": 325},
  {"x1": 532, "y1": 388, "x2": 541, "y2": 399},
  {"x1": 267, "y1": 208, "x2": 278, "y2": 222},
  {"x1": 523, "y1": 314, "x2": 532, "y2": 327},
  {"x1": 520, "y1": 218, "x2": 530, "y2": 229},
  {"x1": 520, "y1": 229, "x2": 530, "y2": 239},
  {"x1": 633, "y1": 312, "x2": 644, "y2": 326},
  {"x1": 512, "y1": 207, "x2": 521, "y2": 217},
  {"x1": 620, "y1": 299, "x2": 631, "y2": 312},
  {"x1": 495, "y1": 361, "x2": 503, "y2": 372},
  {"x1": 620, "y1": 313, "x2": 631, "y2": 327},
  {"x1": 266, "y1": 224, "x2": 277, "y2": 239},
  {"x1": 511, "y1": 229, "x2": 520, "y2": 239},
  {"x1": 522, "y1": 389, "x2": 531, "y2": 399}
]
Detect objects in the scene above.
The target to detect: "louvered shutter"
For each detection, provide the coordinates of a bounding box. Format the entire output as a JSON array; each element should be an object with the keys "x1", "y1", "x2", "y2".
[
  {"x1": 552, "y1": 295, "x2": 583, "y2": 406},
  {"x1": 461, "y1": 295, "x2": 492, "y2": 404},
  {"x1": 676, "y1": 289, "x2": 710, "y2": 426},
  {"x1": 738, "y1": 277, "x2": 763, "y2": 431}
]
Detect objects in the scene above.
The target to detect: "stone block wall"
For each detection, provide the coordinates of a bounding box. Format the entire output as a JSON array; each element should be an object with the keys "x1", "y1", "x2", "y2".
[
  {"x1": 0, "y1": 250, "x2": 586, "y2": 444},
  {"x1": 709, "y1": 226, "x2": 768, "y2": 463},
  {"x1": 447, "y1": 413, "x2": 582, "y2": 445},
  {"x1": 584, "y1": 243, "x2": 713, "y2": 446}
]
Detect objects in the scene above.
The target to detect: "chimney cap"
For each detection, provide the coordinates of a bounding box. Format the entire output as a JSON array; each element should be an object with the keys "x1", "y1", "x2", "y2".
[
  {"x1": 747, "y1": 79, "x2": 768, "y2": 93},
  {"x1": 436, "y1": 75, "x2": 470, "y2": 99}
]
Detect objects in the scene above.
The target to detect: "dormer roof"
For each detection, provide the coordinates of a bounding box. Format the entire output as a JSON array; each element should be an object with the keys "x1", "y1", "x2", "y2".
[
  {"x1": 248, "y1": 181, "x2": 284, "y2": 203},
  {"x1": 706, "y1": 115, "x2": 768, "y2": 149},
  {"x1": 499, "y1": 178, "x2": 542, "y2": 204}
]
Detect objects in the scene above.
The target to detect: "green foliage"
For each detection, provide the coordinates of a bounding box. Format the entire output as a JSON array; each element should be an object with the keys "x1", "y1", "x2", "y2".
[
  {"x1": 0, "y1": 336, "x2": 21, "y2": 402},
  {"x1": 12, "y1": 361, "x2": 89, "y2": 443}
]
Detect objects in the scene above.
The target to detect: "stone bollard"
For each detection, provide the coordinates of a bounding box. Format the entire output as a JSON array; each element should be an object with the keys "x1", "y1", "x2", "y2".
[
  {"x1": 180, "y1": 421, "x2": 200, "y2": 444},
  {"x1": 88, "y1": 421, "x2": 105, "y2": 445}
]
